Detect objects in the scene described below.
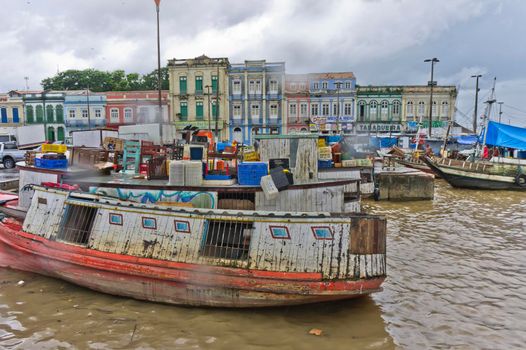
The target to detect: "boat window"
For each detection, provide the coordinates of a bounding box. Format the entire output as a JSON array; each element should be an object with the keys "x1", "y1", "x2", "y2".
[
  {"x1": 58, "y1": 204, "x2": 98, "y2": 245},
  {"x1": 201, "y1": 220, "x2": 253, "y2": 260},
  {"x1": 217, "y1": 192, "x2": 255, "y2": 210}
]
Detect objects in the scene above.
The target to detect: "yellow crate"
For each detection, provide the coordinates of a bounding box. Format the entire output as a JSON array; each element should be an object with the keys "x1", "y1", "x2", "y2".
[
  {"x1": 243, "y1": 151, "x2": 259, "y2": 161},
  {"x1": 317, "y1": 139, "x2": 326, "y2": 147},
  {"x1": 42, "y1": 143, "x2": 67, "y2": 154}
]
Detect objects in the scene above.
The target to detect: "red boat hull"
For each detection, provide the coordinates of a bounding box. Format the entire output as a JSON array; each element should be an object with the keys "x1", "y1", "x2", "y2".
[{"x1": 0, "y1": 220, "x2": 384, "y2": 308}]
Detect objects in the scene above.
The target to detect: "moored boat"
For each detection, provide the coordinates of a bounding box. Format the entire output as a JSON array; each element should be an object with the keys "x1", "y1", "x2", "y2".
[
  {"x1": 0, "y1": 185, "x2": 387, "y2": 308},
  {"x1": 423, "y1": 156, "x2": 526, "y2": 190}
]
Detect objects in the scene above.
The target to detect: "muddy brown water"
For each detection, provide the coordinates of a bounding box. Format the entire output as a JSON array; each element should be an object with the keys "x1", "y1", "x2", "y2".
[{"x1": 0, "y1": 181, "x2": 524, "y2": 349}]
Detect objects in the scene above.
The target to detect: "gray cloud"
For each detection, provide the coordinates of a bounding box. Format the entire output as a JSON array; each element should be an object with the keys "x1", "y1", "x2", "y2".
[{"x1": 1, "y1": 0, "x2": 525, "y2": 126}]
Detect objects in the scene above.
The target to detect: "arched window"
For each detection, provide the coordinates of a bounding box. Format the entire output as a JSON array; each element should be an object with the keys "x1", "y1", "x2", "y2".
[
  {"x1": 407, "y1": 101, "x2": 414, "y2": 116},
  {"x1": 392, "y1": 100, "x2": 400, "y2": 117},
  {"x1": 36, "y1": 105, "x2": 43, "y2": 122},
  {"x1": 232, "y1": 127, "x2": 242, "y2": 143},
  {"x1": 55, "y1": 105, "x2": 64, "y2": 123},
  {"x1": 380, "y1": 100, "x2": 389, "y2": 120},
  {"x1": 358, "y1": 101, "x2": 366, "y2": 121},
  {"x1": 441, "y1": 101, "x2": 449, "y2": 117},
  {"x1": 369, "y1": 100, "x2": 378, "y2": 121},
  {"x1": 26, "y1": 105, "x2": 34, "y2": 123},
  {"x1": 432, "y1": 101, "x2": 437, "y2": 116},
  {"x1": 46, "y1": 105, "x2": 54, "y2": 123},
  {"x1": 418, "y1": 101, "x2": 425, "y2": 116}
]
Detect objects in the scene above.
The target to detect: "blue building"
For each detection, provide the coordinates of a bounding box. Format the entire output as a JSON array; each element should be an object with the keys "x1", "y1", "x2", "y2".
[
  {"x1": 64, "y1": 90, "x2": 106, "y2": 135},
  {"x1": 228, "y1": 60, "x2": 285, "y2": 144},
  {"x1": 308, "y1": 72, "x2": 356, "y2": 134}
]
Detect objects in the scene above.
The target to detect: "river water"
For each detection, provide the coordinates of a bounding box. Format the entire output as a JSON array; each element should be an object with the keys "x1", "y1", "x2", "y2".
[{"x1": 0, "y1": 181, "x2": 524, "y2": 349}]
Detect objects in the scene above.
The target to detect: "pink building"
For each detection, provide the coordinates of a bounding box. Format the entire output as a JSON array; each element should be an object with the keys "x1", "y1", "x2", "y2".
[
  {"x1": 284, "y1": 74, "x2": 311, "y2": 133},
  {"x1": 104, "y1": 91, "x2": 169, "y2": 128}
]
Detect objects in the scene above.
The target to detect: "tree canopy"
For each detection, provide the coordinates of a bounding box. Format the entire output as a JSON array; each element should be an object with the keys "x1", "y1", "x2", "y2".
[{"x1": 41, "y1": 67, "x2": 169, "y2": 92}]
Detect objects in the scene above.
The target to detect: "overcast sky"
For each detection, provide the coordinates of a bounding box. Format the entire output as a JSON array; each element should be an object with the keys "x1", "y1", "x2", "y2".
[{"x1": 1, "y1": 0, "x2": 525, "y2": 128}]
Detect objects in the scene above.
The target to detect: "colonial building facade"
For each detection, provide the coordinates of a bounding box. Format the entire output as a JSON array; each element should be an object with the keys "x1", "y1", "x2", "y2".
[
  {"x1": 21, "y1": 91, "x2": 66, "y2": 142},
  {"x1": 308, "y1": 72, "x2": 356, "y2": 134},
  {"x1": 64, "y1": 90, "x2": 106, "y2": 134},
  {"x1": 104, "y1": 91, "x2": 169, "y2": 129},
  {"x1": 284, "y1": 74, "x2": 310, "y2": 134},
  {"x1": 0, "y1": 92, "x2": 24, "y2": 128},
  {"x1": 168, "y1": 55, "x2": 229, "y2": 139},
  {"x1": 228, "y1": 60, "x2": 285, "y2": 143},
  {"x1": 355, "y1": 86, "x2": 403, "y2": 134}
]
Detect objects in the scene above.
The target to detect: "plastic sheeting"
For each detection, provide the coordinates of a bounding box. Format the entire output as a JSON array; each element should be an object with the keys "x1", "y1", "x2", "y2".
[
  {"x1": 481, "y1": 121, "x2": 526, "y2": 150},
  {"x1": 456, "y1": 135, "x2": 478, "y2": 145}
]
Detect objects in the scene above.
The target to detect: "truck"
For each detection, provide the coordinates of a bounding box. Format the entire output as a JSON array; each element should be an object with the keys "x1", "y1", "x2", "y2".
[
  {"x1": 0, "y1": 142, "x2": 26, "y2": 169},
  {"x1": 16, "y1": 125, "x2": 46, "y2": 149},
  {"x1": 118, "y1": 124, "x2": 177, "y2": 145},
  {"x1": 70, "y1": 129, "x2": 119, "y2": 148}
]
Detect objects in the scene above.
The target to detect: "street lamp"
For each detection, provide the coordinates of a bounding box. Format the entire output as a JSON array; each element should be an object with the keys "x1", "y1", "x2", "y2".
[
  {"x1": 205, "y1": 85, "x2": 211, "y2": 131},
  {"x1": 424, "y1": 57, "x2": 439, "y2": 137},
  {"x1": 471, "y1": 74, "x2": 482, "y2": 133}
]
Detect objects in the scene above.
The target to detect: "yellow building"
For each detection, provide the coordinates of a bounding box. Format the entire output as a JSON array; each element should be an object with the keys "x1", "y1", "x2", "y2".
[
  {"x1": 0, "y1": 91, "x2": 25, "y2": 127},
  {"x1": 167, "y1": 55, "x2": 230, "y2": 140}
]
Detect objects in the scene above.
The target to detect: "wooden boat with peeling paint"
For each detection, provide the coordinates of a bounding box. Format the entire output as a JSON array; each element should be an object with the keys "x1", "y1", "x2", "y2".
[
  {"x1": 0, "y1": 185, "x2": 387, "y2": 308},
  {"x1": 423, "y1": 156, "x2": 526, "y2": 191}
]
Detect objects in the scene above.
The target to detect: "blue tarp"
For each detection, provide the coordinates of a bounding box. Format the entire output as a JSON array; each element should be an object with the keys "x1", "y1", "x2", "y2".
[
  {"x1": 480, "y1": 121, "x2": 526, "y2": 150},
  {"x1": 456, "y1": 135, "x2": 478, "y2": 145},
  {"x1": 370, "y1": 137, "x2": 398, "y2": 148}
]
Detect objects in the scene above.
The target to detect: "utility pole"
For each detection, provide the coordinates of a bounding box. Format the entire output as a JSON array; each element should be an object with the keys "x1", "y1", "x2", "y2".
[
  {"x1": 498, "y1": 102, "x2": 504, "y2": 123},
  {"x1": 471, "y1": 74, "x2": 482, "y2": 133},
  {"x1": 214, "y1": 65, "x2": 219, "y2": 140},
  {"x1": 42, "y1": 90, "x2": 47, "y2": 141},
  {"x1": 154, "y1": 0, "x2": 163, "y2": 144},
  {"x1": 335, "y1": 82, "x2": 341, "y2": 134},
  {"x1": 24, "y1": 77, "x2": 29, "y2": 90},
  {"x1": 205, "y1": 85, "x2": 211, "y2": 131},
  {"x1": 86, "y1": 84, "x2": 91, "y2": 130},
  {"x1": 424, "y1": 58, "x2": 439, "y2": 137}
]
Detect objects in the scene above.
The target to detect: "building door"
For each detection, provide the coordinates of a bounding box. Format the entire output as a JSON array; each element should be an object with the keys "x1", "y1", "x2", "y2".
[
  {"x1": 233, "y1": 127, "x2": 243, "y2": 143},
  {"x1": 47, "y1": 127, "x2": 55, "y2": 142},
  {"x1": 0, "y1": 108, "x2": 7, "y2": 123},
  {"x1": 57, "y1": 127, "x2": 65, "y2": 141}
]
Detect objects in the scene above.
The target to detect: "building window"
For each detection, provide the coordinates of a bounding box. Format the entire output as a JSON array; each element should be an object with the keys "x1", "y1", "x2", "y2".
[
  {"x1": 195, "y1": 76, "x2": 203, "y2": 94},
  {"x1": 432, "y1": 101, "x2": 437, "y2": 116},
  {"x1": 36, "y1": 105, "x2": 43, "y2": 122},
  {"x1": 311, "y1": 104, "x2": 319, "y2": 116},
  {"x1": 81, "y1": 109, "x2": 88, "y2": 118},
  {"x1": 233, "y1": 80, "x2": 241, "y2": 94},
  {"x1": 249, "y1": 80, "x2": 255, "y2": 94},
  {"x1": 142, "y1": 217, "x2": 157, "y2": 230},
  {"x1": 255, "y1": 80, "x2": 261, "y2": 93},
  {"x1": 69, "y1": 109, "x2": 76, "y2": 119},
  {"x1": 289, "y1": 103, "x2": 297, "y2": 116},
  {"x1": 139, "y1": 107, "x2": 149, "y2": 122},
  {"x1": 56, "y1": 105, "x2": 64, "y2": 123},
  {"x1": 344, "y1": 103, "x2": 352, "y2": 115},
  {"x1": 358, "y1": 101, "x2": 366, "y2": 121},
  {"x1": 211, "y1": 75, "x2": 218, "y2": 93},
  {"x1": 322, "y1": 103, "x2": 329, "y2": 116},
  {"x1": 196, "y1": 101, "x2": 204, "y2": 120},
  {"x1": 179, "y1": 76, "x2": 187, "y2": 94},
  {"x1": 441, "y1": 101, "x2": 449, "y2": 117},
  {"x1": 180, "y1": 102, "x2": 188, "y2": 120},
  {"x1": 46, "y1": 105, "x2": 54, "y2": 122},
  {"x1": 345, "y1": 81, "x2": 351, "y2": 89},
  {"x1": 290, "y1": 83, "x2": 297, "y2": 90},
  {"x1": 381, "y1": 100, "x2": 389, "y2": 120},
  {"x1": 110, "y1": 108, "x2": 119, "y2": 121},
  {"x1": 392, "y1": 101, "x2": 400, "y2": 116},
  {"x1": 322, "y1": 81, "x2": 328, "y2": 89},
  {"x1": 270, "y1": 104, "x2": 278, "y2": 118},
  {"x1": 95, "y1": 108, "x2": 102, "y2": 118},
  {"x1": 251, "y1": 104, "x2": 259, "y2": 118},
  {"x1": 12, "y1": 107, "x2": 19, "y2": 123},
  {"x1": 270, "y1": 127, "x2": 279, "y2": 134},
  {"x1": 233, "y1": 104, "x2": 242, "y2": 118},
  {"x1": 407, "y1": 101, "x2": 414, "y2": 115},
  {"x1": 333, "y1": 103, "x2": 340, "y2": 116},
  {"x1": 370, "y1": 101, "x2": 378, "y2": 120},
  {"x1": 299, "y1": 83, "x2": 306, "y2": 90},
  {"x1": 313, "y1": 82, "x2": 319, "y2": 90},
  {"x1": 26, "y1": 105, "x2": 34, "y2": 123},
  {"x1": 124, "y1": 108, "x2": 133, "y2": 121},
  {"x1": 212, "y1": 100, "x2": 219, "y2": 119},
  {"x1": 418, "y1": 101, "x2": 425, "y2": 115},
  {"x1": 0, "y1": 108, "x2": 7, "y2": 123},
  {"x1": 300, "y1": 103, "x2": 307, "y2": 116},
  {"x1": 269, "y1": 80, "x2": 278, "y2": 93}
]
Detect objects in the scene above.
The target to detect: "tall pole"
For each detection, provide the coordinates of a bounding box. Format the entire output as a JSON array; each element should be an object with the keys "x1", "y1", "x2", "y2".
[
  {"x1": 424, "y1": 58, "x2": 439, "y2": 137},
  {"x1": 214, "y1": 65, "x2": 219, "y2": 140},
  {"x1": 155, "y1": 0, "x2": 163, "y2": 144},
  {"x1": 86, "y1": 84, "x2": 91, "y2": 130},
  {"x1": 471, "y1": 74, "x2": 482, "y2": 133},
  {"x1": 335, "y1": 82, "x2": 341, "y2": 134},
  {"x1": 498, "y1": 102, "x2": 503, "y2": 123},
  {"x1": 205, "y1": 85, "x2": 211, "y2": 131},
  {"x1": 42, "y1": 90, "x2": 47, "y2": 142}
]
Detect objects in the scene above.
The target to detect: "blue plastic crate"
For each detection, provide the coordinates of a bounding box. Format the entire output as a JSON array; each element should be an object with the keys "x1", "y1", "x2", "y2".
[
  {"x1": 318, "y1": 160, "x2": 333, "y2": 169},
  {"x1": 238, "y1": 162, "x2": 268, "y2": 185},
  {"x1": 216, "y1": 142, "x2": 231, "y2": 152},
  {"x1": 35, "y1": 158, "x2": 68, "y2": 169},
  {"x1": 204, "y1": 174, "x2": 232, "y2": 180}
]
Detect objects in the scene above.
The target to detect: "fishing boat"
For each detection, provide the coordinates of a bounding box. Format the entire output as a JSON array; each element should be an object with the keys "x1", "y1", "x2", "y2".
[
  {"x1": 394, "y1": 156, "x2": 437, "y2": 176},
  {"x1": 0, "y1": 184, "x2": 386, "y2": 307}
]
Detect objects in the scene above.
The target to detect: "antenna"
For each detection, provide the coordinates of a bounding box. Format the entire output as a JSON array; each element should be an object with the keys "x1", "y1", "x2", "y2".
[{"x1": 24, "y1": 76, "x2": 29, "y2": 90}]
